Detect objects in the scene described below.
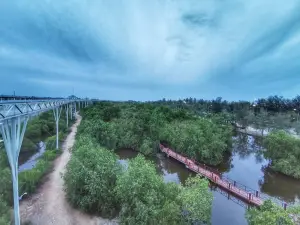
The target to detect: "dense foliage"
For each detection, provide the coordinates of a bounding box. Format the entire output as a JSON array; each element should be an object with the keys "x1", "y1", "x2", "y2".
[
  {"x1": 18, "y1": 149, "x2": 62, "y2": 195},
  {"x1": 156, "y1": 95, "x2": 300, "y2": 114},
  {"x1": 264, "y1": 130, "x2": 300, "y2": 178},
  {"x1": 0, "y1": 151, "x2": 11, "y2": 225},
  {"x1": 64, "y1": 106, "x2": 214, "y2": 224},
  {"x1": 153, "y1": 96, "x2": 300, "y2": 135},
  {"x1": 246, "y1": 200, "x2": 299, "y2": 225},
  {"x1": 160, "y1": 119, "x2": 232, "y2": 165},
  {"x1": 80, "y1": 102, "x2": 232, "y2": 165},
  {"x1": 21, "y1": 110, "x2": 70, "y2": 153},
  {"x1": 64, "y1": 135, "x2": 121, "y2": 218}
]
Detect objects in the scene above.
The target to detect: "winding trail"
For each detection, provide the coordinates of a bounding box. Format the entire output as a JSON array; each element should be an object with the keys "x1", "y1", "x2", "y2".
[{"x1": 20, "y1": 114, "x2": 118, "y2": 225}]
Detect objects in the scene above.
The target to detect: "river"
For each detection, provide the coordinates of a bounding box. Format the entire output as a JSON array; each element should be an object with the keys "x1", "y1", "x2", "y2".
[
  {"x1": 116, "y1": 133, "x2": 300, "y2": 225},
  {"x1": 18, "y1": 141, "x2": 46, "y2": 172}
]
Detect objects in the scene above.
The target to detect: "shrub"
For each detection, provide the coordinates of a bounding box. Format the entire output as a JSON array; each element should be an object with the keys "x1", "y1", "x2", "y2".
[
  {"x1": 64, "y1": 136, "x2": 121, "y2": 218},
  {"x1": 19, "y1": 159, "x2": 51, "y2": 194},
  {"x1": 0, "y1": 195, "x2": 10, "y2": 225},
  {"x1": 264, "y1": 130, "x2": 300, "y2": 178},
  {"x1": 246, "y1": 200, "x2": 294, "y2": 225},
  {"x1": 160, "y1": 119, "x2": 232, "y2": 165}
]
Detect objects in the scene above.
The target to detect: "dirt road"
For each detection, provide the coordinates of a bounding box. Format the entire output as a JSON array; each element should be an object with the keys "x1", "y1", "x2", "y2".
[{"x1": 20, "y1": 114, "x2": 118, "y2": 225}]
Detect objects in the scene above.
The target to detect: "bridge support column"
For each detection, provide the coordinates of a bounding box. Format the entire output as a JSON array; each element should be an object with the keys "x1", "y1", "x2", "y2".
[
  {"x1": 0, "y1": 116, "x2": 29, "y2": 225},
  {"x1": 65, "y1": 104, "x2": 69, "y2": 128},
  {"x1": 74, "y1": 102, "x2": 77, "y2": 114},
  {"x1": 53, "y1": 107, "x2": 62, "y2": 150},
  {"x1": 70, "y1": 104, "x2": 73, "y2": 120}
]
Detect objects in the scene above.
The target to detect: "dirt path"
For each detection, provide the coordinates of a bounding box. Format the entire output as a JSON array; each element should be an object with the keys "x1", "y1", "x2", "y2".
[{"x1": 20, "y1": 114, "x2": 118, "y2": 225}]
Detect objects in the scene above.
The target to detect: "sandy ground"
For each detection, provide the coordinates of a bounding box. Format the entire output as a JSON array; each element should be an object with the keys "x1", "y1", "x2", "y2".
[{"x1": 20, "y1": 114, "x2": 118, "y2": 225}]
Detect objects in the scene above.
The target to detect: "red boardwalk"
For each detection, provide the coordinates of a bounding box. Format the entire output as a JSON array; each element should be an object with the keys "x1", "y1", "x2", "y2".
[{"x1": 159, "y1": 144, "x2": 264, "y2": 207}]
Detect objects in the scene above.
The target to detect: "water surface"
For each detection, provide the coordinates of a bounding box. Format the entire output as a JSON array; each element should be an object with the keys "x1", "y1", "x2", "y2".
[{"x1": 116, "y1": 133, "x2": 300, "y2": 225}]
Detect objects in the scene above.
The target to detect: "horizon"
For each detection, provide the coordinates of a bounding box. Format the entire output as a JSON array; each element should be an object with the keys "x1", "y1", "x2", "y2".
[{"x1": 1, "y1": 92, "x2": 300, "y2": 103}]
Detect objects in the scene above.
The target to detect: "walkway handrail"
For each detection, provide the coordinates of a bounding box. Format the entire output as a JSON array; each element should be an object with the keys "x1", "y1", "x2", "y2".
[{"x1": 159, "y1": 143, "x2": 288, "y2": 210}]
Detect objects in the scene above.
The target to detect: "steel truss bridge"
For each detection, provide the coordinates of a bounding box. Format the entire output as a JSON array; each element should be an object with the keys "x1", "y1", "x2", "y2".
[{"x1": 0, "y1": 96, "x2": 93, "y2": 225}]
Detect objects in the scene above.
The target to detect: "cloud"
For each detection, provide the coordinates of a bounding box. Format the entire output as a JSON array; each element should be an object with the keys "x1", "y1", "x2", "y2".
[{"x1": 0, "y1": 0, "x2": 300, "y2": 100}]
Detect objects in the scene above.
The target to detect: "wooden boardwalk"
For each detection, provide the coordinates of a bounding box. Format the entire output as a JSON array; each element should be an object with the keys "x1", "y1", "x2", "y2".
[{"x1": 159, "y1": 144, "x2": 265, "y2": 207}]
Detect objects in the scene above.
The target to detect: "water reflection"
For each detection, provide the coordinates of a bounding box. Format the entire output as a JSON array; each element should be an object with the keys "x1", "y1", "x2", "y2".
[
  {"x1": 18, "y1": 142, "x2": 45, "y2": 172},
  {"x1": 115, "y1": 134, "x2": 300, "y2": 225},
  {"x1": 259, "y1": 167, "x2": 300, "y2": 203}
]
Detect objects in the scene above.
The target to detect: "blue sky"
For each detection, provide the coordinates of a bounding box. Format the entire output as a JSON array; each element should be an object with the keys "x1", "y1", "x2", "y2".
[{"x1": 0, "y1": 0, "x2": 300, "y2": 101}]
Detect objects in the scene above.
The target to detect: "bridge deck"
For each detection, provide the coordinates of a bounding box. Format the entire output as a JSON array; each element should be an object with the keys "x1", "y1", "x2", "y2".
[{"x1": 159, "y1": 144, "x2": 263, "y2": 207}]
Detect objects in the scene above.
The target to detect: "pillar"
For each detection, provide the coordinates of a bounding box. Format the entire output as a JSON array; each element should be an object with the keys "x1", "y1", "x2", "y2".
[
  {"x1": 65, "y1": 104, "x2": 69, "y2": 128},
  {"x1": 70, "y1": 104, "x2": 73, "y2": 120},
  {"x1": 0, "y1": 116, "x2": 29, "y2": 225},
  {"x1": 53, "y1": 107, "x2": 62, "y2": 150}
]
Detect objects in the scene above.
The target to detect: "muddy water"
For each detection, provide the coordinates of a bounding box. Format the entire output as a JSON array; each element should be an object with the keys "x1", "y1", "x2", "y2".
[{"x1": 116, "y1": 133, "x2": 300, "y2": 225}]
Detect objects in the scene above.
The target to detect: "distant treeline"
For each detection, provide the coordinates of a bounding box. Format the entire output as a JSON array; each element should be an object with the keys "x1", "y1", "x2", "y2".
[{"x1": 149, "y1": 95, "x2": 300, "y2": 114}]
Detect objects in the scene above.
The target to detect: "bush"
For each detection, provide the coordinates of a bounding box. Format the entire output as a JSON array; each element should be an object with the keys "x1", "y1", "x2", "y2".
[
  {"x1": 160, "y1": 119, "x2": 232, "y2": 165},
  {"x1": 45, "y1": 133, "x2": 65, "y2": 150},
  {"x1": 21, "y1": 138, "x2": 37, "y2": 152},
  {"x1": 0, "y1": 195, "x2": 10, "y2": 225},
  {"x1": 246, "y1": 200, "x2": 294, "y2": 225},
  {"x1": 179, "y1": 176, "x2": 212, "y2": 224},
  {"x1": 116, "y1": 155, "x2": 173, "y2": 225},
  {"x1": 264, "y1": 130, "x2": 300, "y2": 178},
  {"x1": 19, "y1": 159, "x2": 51, "y2": 194},
  {"x1": 64, "y1": 136, "x2": 121, "y2": 218},
  {"x1": 116, "y1": 155, "x2": 212, "y2": 225},
  {"x1": 43, "y1": 149, "x2": 61, "y2": 161}
]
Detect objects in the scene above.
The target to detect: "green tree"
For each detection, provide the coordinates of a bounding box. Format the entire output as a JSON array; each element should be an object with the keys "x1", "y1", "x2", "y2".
[
  {"x1": 246, "y1": 200, "x2": 294, "y2": 225},
  {"x1": 115, "y1": 155, "x2": 180, "y2": 225},
  {"x1": 180, "y1": 176, "x2": 213, "y2": 225},
  {"x1": 264, "y1": 130, "x2": 300, "y2": 178},
  {"x1": 64, "y1": 135, "x2": 121, "y2": 218},
  {"x1": 160, "y1": 119, "x2": 232, "y2": 165}
]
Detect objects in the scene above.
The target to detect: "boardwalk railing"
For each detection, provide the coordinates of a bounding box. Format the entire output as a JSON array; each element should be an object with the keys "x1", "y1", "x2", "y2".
[{"x1": 159, "y1": 143, "x2": 288, "y2": 209}]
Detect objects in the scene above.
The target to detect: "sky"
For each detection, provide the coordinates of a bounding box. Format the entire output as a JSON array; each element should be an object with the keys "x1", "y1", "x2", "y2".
[{"x1": 0, "y1": 0, "x2": 300, "y2": 101}]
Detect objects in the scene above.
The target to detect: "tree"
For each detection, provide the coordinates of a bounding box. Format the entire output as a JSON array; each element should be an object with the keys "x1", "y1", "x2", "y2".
[
  {"x1": 64, "y1": 135, "x2": 121, "y2": 218},
  {"x1": 264, "y1": 130, "x2": 300, "y2": 178},
  {"x1": 115, "y1": 155, "x2": 182, "y2": 225},
  {"x1": 179, "y1": 176, "x2": 213, "y2": 224},
  {"x1": 159, "y1": 119, "x2": 232, "y2": 165},
  {"x1": 246, "y1": 200, "x2": 294, "y2": 225}
]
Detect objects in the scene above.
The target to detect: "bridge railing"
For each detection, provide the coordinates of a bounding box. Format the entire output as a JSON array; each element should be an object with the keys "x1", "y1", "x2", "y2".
[{"x1": 159, "y1": 143, "x2": 288, "y2": 209}]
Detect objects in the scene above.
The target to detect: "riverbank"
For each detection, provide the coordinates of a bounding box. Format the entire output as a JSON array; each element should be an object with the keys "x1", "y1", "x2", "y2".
[
  {"x1": 236, "y1": 125, "x2": 300, "y2": 139},
  {"x1": 20, "y1": 114, "x2": 119, "y2": 225}
]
